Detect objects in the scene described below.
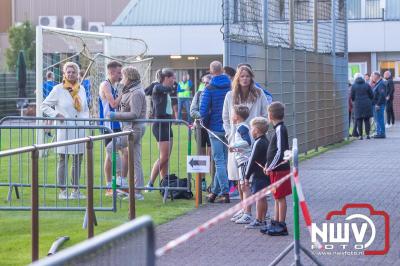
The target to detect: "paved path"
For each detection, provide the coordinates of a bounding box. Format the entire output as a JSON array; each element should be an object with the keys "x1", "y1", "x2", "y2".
[{"x1": 155, "y1": 124, "x2": 400, "y2": 266}]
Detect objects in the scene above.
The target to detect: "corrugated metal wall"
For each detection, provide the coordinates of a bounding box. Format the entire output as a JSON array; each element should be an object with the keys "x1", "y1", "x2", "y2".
[
  {"x1": 224, "y1": 0, "x2": 349, "y2": 153},
  {"x1": 226, "y1": 42, "x2": 348, "y2": 153}
]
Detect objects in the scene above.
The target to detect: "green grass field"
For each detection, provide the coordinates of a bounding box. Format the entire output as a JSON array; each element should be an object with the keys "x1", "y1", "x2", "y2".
[{"x1": 0, "y1": 125, "x2": 351, "y2": 265}]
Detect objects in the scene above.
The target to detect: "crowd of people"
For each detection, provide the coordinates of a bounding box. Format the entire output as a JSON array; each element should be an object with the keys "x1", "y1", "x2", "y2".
[
  {"x1": 194, "y1": 61, "x2": 290, "y2": 235},
  {"x1": 40, "y1": 59, "x2": 293, "y2": 236},
  {"x1": 349, "y1": 71, "x2": 396, "y2": 139}
]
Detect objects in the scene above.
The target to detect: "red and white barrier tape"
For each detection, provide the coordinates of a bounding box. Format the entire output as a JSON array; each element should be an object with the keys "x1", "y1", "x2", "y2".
[
  {"x1": 155, "y1": 172, "x2": 292, "y2": 257},
  {"x1": 293, "y1": 167, "x2": 323, "y2": 249},
  {"x1": 196, "y1": 119, "x2": 289, "y2": 171}
]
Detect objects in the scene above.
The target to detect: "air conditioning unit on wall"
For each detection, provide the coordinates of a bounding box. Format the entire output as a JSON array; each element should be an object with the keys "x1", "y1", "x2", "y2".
[
  {"x1": 39, "y1": 16, "x2": 57, "y2": 27},
  {"x1": 63, "y1": 16, "x2": 82, "y2": 30},
  {"x1": 88, "y1": 22, "x2": 105, "y2": 32}
]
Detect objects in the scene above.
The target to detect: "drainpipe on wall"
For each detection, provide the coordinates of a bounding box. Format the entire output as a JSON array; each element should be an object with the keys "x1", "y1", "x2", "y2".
[{"x1": 11, "y1": 0, "x2": 16, "y2": 26}]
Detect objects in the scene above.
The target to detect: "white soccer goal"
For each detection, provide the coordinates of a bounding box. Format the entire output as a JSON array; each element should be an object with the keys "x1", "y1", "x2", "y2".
[{"x1": 36, "y1": 26, "x2": 152, "y2": 119}]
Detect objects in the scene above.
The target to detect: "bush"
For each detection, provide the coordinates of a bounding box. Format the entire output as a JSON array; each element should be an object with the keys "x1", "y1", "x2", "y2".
[{"x1": 5, "y1": 21, "x2": 35, "y2": 71}]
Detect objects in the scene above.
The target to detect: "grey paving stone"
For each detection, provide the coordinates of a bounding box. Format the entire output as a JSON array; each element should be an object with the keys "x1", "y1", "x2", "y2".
[{"x1": 155, "y1": 124, "x2": 400, "y2": 266}]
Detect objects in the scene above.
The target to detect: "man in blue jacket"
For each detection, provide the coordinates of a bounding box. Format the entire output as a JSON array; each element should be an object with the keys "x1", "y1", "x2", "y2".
[
  {"x1": 200, "y1": 61, "x2": 231, "y2": 203},
  {"x1": 371, "y1": 71, "x2": 387, "y2": 138}
]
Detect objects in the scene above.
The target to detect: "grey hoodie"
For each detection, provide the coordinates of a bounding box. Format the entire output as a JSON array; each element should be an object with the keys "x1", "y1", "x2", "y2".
[{"x1": 114, "y1": 83, "x2": 147, "y2": 131}]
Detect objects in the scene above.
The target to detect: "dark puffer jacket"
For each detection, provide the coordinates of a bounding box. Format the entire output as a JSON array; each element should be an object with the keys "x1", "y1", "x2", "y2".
[{"x1": 351, "y1": 77, "x2": 373, "y2": 119}]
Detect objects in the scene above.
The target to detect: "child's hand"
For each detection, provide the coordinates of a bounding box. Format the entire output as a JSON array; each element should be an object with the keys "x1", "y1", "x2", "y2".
[
  {"x1": 283, "y1": 150, "x2": 292, "y2": 160},
  {"x1": 263, "y1": 167, "x2": 271, "y2": 176},
  {"x1": 263, "y1": 166, "x2": 268, "y2": 175},
  {"x1": 229, "y1": 146, "x2": 237, "y2": 152}
]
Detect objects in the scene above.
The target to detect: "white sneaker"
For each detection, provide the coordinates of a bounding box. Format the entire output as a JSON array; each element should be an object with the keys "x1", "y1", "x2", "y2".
[
  {"x1": 135, "y1": 193, "x2": 144, "y2": 201},
  {"x1": 58, "y1": 190, "x2": 68, "y2": 200},
  {"x1": 245, "y1": 219, "x2": 266, "y2": 229},
  {"x1": 235, "y1": 213, "x2": 253, "y2": 224},
  {"x1": 385, "y1": 124, "x2": 390, "y2": 129},
  {"x1": 70, "y1": 190, "x2": 86, "y2": 200},
  {"x1": 116, "y1": 176, "x2": 128, "y2": 187},
  {"x1": 123, "y1": 193, "x2": 145, "y2": 201},
  {"x1": 230, "y1": 210, "x2": 244, "y2": 222}
]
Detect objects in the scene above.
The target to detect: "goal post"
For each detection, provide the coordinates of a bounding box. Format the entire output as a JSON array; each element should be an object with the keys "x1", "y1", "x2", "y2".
[
  {"x1": 35, "y1": 26, "x2": 152, "y2": 144},
  {"x1": 36, "y1": 26, "x2": 112, "y2": 117}
]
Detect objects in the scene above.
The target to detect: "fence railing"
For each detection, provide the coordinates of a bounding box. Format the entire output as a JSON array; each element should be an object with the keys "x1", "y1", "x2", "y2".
[
  {"x1": 0, "y1": 116, "x2": 196, "y2": 262},
  {"x1": 0, "y1": 124, "x2": 116, "y2": 211},
  {"x1": 30, "y1": 216, "x2": 155, "y2": 266},
  {"x1": 0, "y1": 128, "x2": 143, "y2": 261},
  {"x1": 0, "y1": 116, "x2": 193, "y2": 196}
]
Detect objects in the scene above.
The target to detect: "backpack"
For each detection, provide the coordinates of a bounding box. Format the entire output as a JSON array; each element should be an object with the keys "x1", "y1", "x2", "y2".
[{"x1": 159, "y1": 174, "x2": 193, "y2": 200}]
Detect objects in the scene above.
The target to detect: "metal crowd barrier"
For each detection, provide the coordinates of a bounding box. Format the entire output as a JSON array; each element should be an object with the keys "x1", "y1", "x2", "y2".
[
  {"x1": 0, "y1": 128, "x2": 141, "y2": 261},
  {"x1": 0, "y1": 116, "x2": 193, "y2": 203},
  {"x1": 30, "y1": 216, "x2": 155, "y2": 266},
  {"x1": 0, "y1": 124, "x2": 118, "y2": 212}
]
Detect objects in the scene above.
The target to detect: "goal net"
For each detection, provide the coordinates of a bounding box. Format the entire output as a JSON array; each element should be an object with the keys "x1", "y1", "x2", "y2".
[{"x1": 36, "y1": 26, "x2": 152, "y2": 118}]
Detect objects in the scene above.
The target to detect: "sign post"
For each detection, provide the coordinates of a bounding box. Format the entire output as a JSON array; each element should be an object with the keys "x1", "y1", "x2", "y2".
[{"x1": 187, "y1": 155, "x2": 210, "y2": 208}]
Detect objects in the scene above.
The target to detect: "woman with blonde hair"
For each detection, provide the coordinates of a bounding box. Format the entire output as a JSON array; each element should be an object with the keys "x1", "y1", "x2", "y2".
[
  {"x1": 41, "y1": 61, "x2": 89, "y2": 200},
  {"x1": 222, "y1": 65, "x2": 269, "y2": 225}
]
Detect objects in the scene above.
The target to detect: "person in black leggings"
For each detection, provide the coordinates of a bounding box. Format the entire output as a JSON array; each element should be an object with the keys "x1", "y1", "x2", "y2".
[
  {"x1": 146, "y1": 69, "x2": 176, "y2": 189},
  {"x1": 384, "y1": 71, "x2": 395, "y2": 127}
]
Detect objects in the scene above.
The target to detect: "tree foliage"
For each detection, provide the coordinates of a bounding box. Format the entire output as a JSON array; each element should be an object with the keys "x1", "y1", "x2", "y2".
[{"x1": 5, "y1": 21, "x2": 35, "y2": 71}]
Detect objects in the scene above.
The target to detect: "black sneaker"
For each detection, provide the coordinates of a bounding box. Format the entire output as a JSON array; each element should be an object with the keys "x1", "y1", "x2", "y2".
[
  {"x1": 260, "y1": 220, "x2": 277, "y2": 234},
  {"x1": 267, "y1": 222, "x2": 289, "y2": 236},
  {"x1": 207, "y1": 193, "x2": 217, "y2": 203},
  {"x1": 366, "y1": 135, "x2": 370, "y2": 139}
]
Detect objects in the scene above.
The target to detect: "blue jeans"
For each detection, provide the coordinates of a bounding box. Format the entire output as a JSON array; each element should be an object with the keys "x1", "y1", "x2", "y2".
[
  {"x1": 373, "y1": 105, "x2": 386, "y2": 136},
  {"x1": 209, "y1": 131, "x2": 229, "y2": 195},
  {"x1": 177, "y1": 98, "x2": 192, "y2": 123}
]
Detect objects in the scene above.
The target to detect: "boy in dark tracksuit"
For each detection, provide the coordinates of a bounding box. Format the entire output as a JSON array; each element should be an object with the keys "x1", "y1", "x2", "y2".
[
  {"x1": 261, "y1": 102, "x2": 292, "y2": 236},
  {"x1": 243, "y1": 117, "x2": 270, "y2": 229}
]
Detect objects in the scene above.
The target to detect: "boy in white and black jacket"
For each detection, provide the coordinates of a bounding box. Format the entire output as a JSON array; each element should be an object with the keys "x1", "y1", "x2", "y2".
[{"x1": 229, "y1": 105, "x2": 253, "y2": 224}]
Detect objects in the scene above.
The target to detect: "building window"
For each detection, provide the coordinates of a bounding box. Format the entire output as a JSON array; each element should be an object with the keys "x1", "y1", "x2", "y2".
[
  {"x1": 347, "y1": 0, "x2": 382, "y2": 19},
  {"x1": 294, "y1": 0, "x2": 311, "y2": 21},
  {"x1": 348, "y1": 62, "x2": 367, "y2": 81},
  {"x1": 348, "y1": 0, "x2": 361, "y2": 19},
  {"x1": 317, "y1": 0, "x2": 331, "y2": 20},
  {"x1": 233, "y1": 0, "x2": 262, "y2": 23},
  {"x1": 365, "y1": 0, "x2": 380, "y2": 19},
  {"x1": 386, "y1": 0, "x2": 400, "y2": 20},
  {"x1": 379, "y1": 61, "x2": 396, "y2": 79}
]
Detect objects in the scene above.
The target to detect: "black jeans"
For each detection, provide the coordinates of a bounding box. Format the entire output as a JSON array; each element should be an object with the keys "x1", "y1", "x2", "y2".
[
  {"x1": 386, "y1": 100, "x2": 395, "y2": 125},
  {"x1": 357, "y1": 118, "x2": 371, "y2": 137}
]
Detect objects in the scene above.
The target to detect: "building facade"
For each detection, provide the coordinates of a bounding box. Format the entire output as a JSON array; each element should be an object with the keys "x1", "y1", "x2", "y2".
[
  {"x1": 0, "y1": 0, "x2": 130, "y2": 70},
  {"x1": 348, "y1": 0, "x2": 400, "y2": 79},
  {"x1": 107, "y1": 0, "x2": 224, "y2": 88}
]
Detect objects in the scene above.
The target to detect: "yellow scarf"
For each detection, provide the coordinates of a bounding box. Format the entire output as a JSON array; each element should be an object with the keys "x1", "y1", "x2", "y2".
[{"x1": 63, "y1": 77, "x2": 82, "y2": 112}]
